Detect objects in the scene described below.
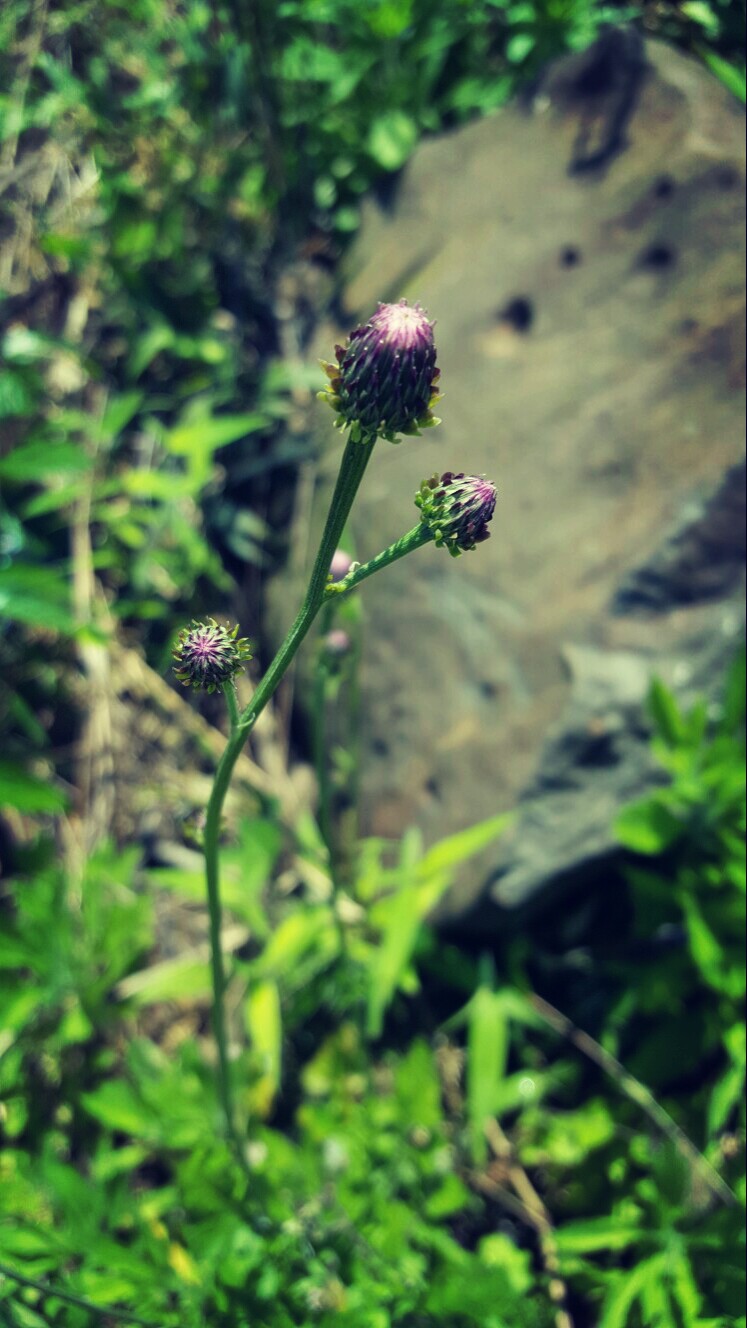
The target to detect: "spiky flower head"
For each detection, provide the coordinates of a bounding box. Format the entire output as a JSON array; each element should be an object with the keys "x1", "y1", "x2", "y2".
[
  {"x1": 319, "y1": 299, "x2": 441, "y2": 443},
  {"x1": 173, "y1": 619, "x2": 252, "y2": 693},
  {"x1": 415, "y1": 472, "x2": 497, "y2": 557}
]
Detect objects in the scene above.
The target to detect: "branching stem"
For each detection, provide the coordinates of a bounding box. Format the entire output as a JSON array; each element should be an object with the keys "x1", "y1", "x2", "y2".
[
  {"x1": 325, "y1": 523, "x2": 433, "y2": 600},
  {"x1": 202, "y1": 434, "x2": 375, "y2": 1166}
]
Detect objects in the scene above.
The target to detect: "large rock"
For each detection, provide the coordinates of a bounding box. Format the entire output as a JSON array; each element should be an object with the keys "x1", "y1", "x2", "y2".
[{"x1": 281, "y1": 36, "x2": 746, "y2": 917}]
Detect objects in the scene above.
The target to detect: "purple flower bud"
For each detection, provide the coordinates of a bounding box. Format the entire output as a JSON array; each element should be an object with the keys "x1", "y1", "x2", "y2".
[
  {"x1": 415, "y1": 471, "x2": 497, "y2": 557},
  {"x1": 323, "y1": 628, "x2": 352, "y2": 658},
  {"x1": 329, "y1": 549, "x2": 354, "y2": 583},
  {"x1": 319, "y1": 299, "x2": 441, "y2": 443},
  {"x1": 172, "y1": 619, "x2": 252, "y2": 693}
]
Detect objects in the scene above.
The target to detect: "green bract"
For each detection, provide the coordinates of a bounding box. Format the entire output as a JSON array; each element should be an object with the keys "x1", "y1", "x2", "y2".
[{"x1": 415, "y1": 471, "x2": 497, "y2": 556}]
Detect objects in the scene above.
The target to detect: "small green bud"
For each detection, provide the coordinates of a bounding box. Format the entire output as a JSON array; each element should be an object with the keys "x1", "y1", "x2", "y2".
[
  {"x1": 172, "y1": 619, "x2": 252, "y2": 693},
  {"x1": 415, "y1": 471, "x2": 497, "y2": 557},
  {"x1": 319, "y1": 299, "x2": 441, "y2": 443}
]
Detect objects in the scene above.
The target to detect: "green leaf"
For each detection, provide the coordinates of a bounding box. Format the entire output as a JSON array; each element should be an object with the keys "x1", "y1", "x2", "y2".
[
  {"x1": 669, "y1": 1245, "x2": 702, "y2": 1321},
  {"x1": 681, "y1": 1, "x2": 720, "y2": 32},
  {"x1": 595, "y1": 1253, "x2": 664, "y2": 1328},
  {"x1": 366, "y1": 829, "x2": 424, "y2": 1037},
  {"x1": 164, "y1": 412, "x2": 268, "y2": 455},
  {"x1": 120, "y1": 469, "x2": 191, "y2": 500},
  {"x1": 681, "y1": 893, "x2": 727, "y2": 990},
  {"x1": 98, "y1": 390, "x2": 144, "y2": 441},
  {"x1": 648, "y1": 677, "x2": 686, "y2": 746},
  {"x1": 80, "y1": 1079, "x2": 159, "y2": 1139},
  {"x1": 245, "y1": 979, "x2": 282, "y2": 1117},
  {"x1": 523, "y1": 1099, "x2": 615, "y2": 1168},
  {"x1": 424, "y1": 1172, "x2": 472, "y2": 1219},
  {"x1": 0, "y1": 761, "x2": 68, "y2": 814},
  {"x1": 0, "y1": 369, "x2": 36, "y2": 418},
  {"x1": 0, "y1": 567, "x2": 76, "y2": 633},
  {"x1": 708, "y1": 1059, "x2": 746, "y2": 1136},
  {"x1": 367, "y1": 111, "x2": 418, "y2": 170},
  {"x1": 21, "y1": 479, "x2": 88, "y2": 517},
  {"x1": 160, "y1": 412, "x2": 269, "y2": 491},
  {"x1": 615, "y1": 797, "x2": 683, "y2": 854},
  {"x1": 0, "y1": 439, "x2": 92, "y2": 481},
  {"x1": 426, "y1": 1254, "x2": 523, "y2": 1320},
  {"x1": 467, "y1": 976, "x2": 508, "y2": 1162},
  {"x1": 506, "y1": 32, "x2": 535, "y2": 63},
  {"x1": 115, "y1": 954, "x2": 211, "y2": 1006},
  {"x1": 254, "y1": 907, "x2": 337, "y2": 988},
  {"x1": 127, "y1": 323, "x2": 175, "y2": 377},
  {"x1": 395, "y1": 1038, "x2": 442, "y2": 1129},
  {"x1": 700, "y1": 49, "x2": 746, "y2": 102},
  {"x1": 556, "y1": 1216, "x2": 642, "y2": 1255},
  {"x1": 417, "y1": 813, "x2": 510, "y2": 881}
]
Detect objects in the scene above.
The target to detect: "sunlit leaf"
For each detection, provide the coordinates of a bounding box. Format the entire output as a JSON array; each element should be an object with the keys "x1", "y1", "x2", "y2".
[
  {"x1": 245, "y1": 979, "x2": 283, "y2": 1117},
  {"x1": 615, "y1": 798, "x2": 683, "y2": 854},
  {"x1": 467, "y1": 976, "x2": 507, "y2": 1162},
  {"x1": 367, "y1": 111, "x2": 418, "y2": 169}
]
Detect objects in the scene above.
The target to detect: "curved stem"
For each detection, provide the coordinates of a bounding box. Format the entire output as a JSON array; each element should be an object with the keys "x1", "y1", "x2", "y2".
[
  {"x1": 325, "y1": 523, "x2": 433, "y2": 601},
  {"x1": 202, "y1": 433, "x2": 375, "y2": 1162}
]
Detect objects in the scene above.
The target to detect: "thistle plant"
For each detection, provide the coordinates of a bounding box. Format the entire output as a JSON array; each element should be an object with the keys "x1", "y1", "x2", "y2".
[{"x1": 175, "y1": 300, "x2": 496, "y2": 1172}]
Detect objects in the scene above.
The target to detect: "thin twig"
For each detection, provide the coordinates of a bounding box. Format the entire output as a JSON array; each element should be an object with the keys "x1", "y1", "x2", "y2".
[{"x1": 485, "y1": 1118, "x2": 573, "y2": 1328}]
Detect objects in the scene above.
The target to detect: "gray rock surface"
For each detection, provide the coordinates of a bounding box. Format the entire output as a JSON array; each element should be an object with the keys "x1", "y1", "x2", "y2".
[{"x1": 277, "y1": 36, "x2": 746, "y2": 917}]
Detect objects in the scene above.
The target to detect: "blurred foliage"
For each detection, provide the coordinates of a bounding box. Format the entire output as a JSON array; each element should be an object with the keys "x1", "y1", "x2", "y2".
[
  {"x1": 0, "y1": 655, "x2": 744, "y2": 1324},
  {"x1": 1, "y1": 1, "x2": 745, "y2": 1324}
]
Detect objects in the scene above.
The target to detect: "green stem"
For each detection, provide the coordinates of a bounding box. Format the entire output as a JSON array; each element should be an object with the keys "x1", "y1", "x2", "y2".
[
  {"x1": 203, "y1": 689, "x2": 247, "y2": 1182},
  {"x1": 202, "y1": 433, "x2": 375, "y2": 1161},
  {"x1": 224, "y1": 678, "x2": 240, "y2": 729},
  {"x1": 237, "y1": 435, "x2": 375, "y2": 733},
  {"x1": 325, "y1": 523, "x2": 434, "y2": 601},
  {"x1": 313, "y1": 602, "x2": 335, "y2": 858}
]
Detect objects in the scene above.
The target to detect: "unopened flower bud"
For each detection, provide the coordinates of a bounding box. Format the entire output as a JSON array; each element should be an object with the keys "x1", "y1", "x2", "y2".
[
  {"x1": 323, "y1": 628, "x2": 352, "y2": 659},
  {"x1": 173, "y1": 618, "x2": 252, "y2": 693},
  {"x1": 319, "y1": 299, "x2": 441, "y2": 443},
  {"x1": 415, "y1": 471, "x2": 497, "y2": 557},
  {"x1": 329, "y1": 549, "x2": 354, "y2": 583}
]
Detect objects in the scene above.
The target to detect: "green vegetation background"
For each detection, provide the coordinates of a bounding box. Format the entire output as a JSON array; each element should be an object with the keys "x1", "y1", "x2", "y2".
[{"x1": 0, "y1": 1, "x2": 745, "y2": 1325}]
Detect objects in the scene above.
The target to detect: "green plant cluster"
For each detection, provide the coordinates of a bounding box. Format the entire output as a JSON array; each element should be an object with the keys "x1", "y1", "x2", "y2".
[{"x1": 0, "y1": 660, "x2": 744, "y2": 1325}]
